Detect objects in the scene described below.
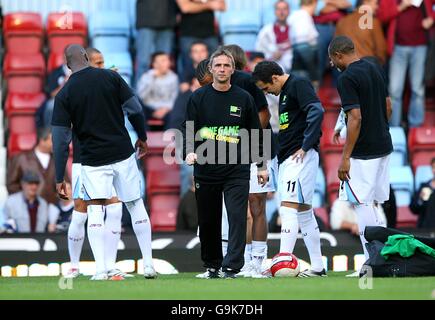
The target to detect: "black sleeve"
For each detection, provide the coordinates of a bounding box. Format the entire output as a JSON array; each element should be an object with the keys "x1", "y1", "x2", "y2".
[
  {"x1": 181, "y1": 95, "x2": 198, "y2": 160},
  {"x1": 246, "y1": 95, "x2": 268, "y2": 169},
  {"x1": 301, "y1": 102, "x2": 324, "y2": 152},
  {"x1": 246, "y1": 79, "x2": 268, "y2": 112},
  {"x1": 116, "y1": 71, "x2": 135, "y2": 105},
  {"x1": 337, "y1": 74, "x2": 360, "y2": 112},
  {"x1": 295, "y1": 78, "x2": 320, "y2": 110},
  {"x1": 52, "y1": 126, "x2": 72, "y2": 183},
  {"x1": 409, "y1": 184, "x2": 428, "y2": 216},
  {"x1": 122, "y1": 96, "x2": 147, "y2": 141},
  {"x1": 51, "y1": 94, "x2": 71, "y2": 127},
  {"x1": 45, "y1": 67, "x2": 64, "y2": 95}
]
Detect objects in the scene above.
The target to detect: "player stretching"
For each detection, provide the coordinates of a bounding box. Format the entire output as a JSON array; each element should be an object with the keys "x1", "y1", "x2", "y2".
[
  {"x1": 52, "y1": 45, "x2": 155, "y2": 280},
  {"x1": 329, "y1": 36, "x2": 392, "y2": 262},
  {"x1": 253, "y1": 61, "x2": 326, "y2": 277},
  {"x1": 64, "y1": 48, "x2": 130, "y2": 280}
]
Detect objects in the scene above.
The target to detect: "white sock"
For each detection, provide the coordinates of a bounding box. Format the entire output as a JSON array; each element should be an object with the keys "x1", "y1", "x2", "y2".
[
  {"x1": 354, "y1": 203, "x2": 382, "y2": 260},
  {"x1": 279, "y1": 206, "x2": 299, "y2": 253},
  {"x1": 68, "y1": 211, "x2": 87, "y2": 269},
  {"x1": 222, "y1": 240, "x2": 228, "y2": 257},
  {"x1": 297, "y1": 209, "x2": 324, "y2": 272},
  {"x1": 126, "y1": 199, "x2": 153, "y2": 266},
  {"x1": 251, "y1": 240, "x2": 267, "y2": 270},
  {"x1": 104, "y1": 202, "x2": 123, "y2": 272},
  {"x1": 87, "y1": 205, "x2": 106, "y2": 274},
  {"x1": 244, "y1": 244, "x2": 252, "y2": 265}
]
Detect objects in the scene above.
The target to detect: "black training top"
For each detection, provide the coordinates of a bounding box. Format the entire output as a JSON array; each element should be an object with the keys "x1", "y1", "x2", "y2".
[
  {"x1": 337, "y1": 59, "x2": 393, "y2": 159},
  {"x1": 52, "y1": 67, "x2": 135, "y2": 166},
  {"x1": 179, "y1": 11, "x2": 215, "y2": 38},
  {"x1": 278, "y1": 75, "x2": 322, "y2": 164},
  {"x1": 183, "y1": 84, "x2": 263, "y2": 182}
]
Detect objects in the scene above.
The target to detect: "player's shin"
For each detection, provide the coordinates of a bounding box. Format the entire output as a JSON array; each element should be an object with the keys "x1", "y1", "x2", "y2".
[
  {"x1": 68, "y1": 211, "x2": 87, "y2": 269},
  {"x1": 297, "y1": 209, "x2": 324, "y2": 272},
  {"x1": 279, "y1": 206, "x2": 299, "y2": 253},
  {"x1": 104, "y1": 202, "x2": 123, "y2": 272},
  {"x1": 87, "y1": 205, "x2": 106, "y2": 274}
]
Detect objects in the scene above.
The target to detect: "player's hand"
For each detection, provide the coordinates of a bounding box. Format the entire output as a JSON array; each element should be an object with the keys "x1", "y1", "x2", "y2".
[
  {"x1": 135, "y1": 139, "x2": 148, "y2": 159},
  {"x1": 56, "y1": 181, "x2": 69, "y2": 200},
  {"x1": 257, "y1": 169, "x2": 269, "y2": 187},
  {"x1": 422, "y1": 17, "x2": 433, "y2": 30},
  {"x1": 48, "y1": 223, "x2": 57, "y2": 233},
  {"x1": 351, "y1": 223, "x2": 359, "y2": 236},
  {"x1": 338, "y1": 157, "x2": 351, "y2": 181},
  {"x1": 186, "y1": 153, "x2": 198, "y2": 166},
  {"x1": 291, "y1": 149, "x2": 306, "y2": 163},
  {"x1": 333, "y1": 130, "x2": 341, "y2": 145}
]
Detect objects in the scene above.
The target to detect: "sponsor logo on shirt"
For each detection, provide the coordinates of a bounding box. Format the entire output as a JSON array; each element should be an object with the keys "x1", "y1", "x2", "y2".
[
  {"x1": 279, "y1": 112, "x2": 289, "y2": 130},
  {"x1": 199, "y1": 126, "x2": 241, "y2": 144},
  {"x1": 229, "y1": 105, "x2": 241, "y2": 117}
]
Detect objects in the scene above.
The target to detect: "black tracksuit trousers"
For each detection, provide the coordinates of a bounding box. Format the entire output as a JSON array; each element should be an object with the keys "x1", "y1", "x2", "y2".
[{"x1": 194, "y1": 177, "x2": 249, "y2": 274}]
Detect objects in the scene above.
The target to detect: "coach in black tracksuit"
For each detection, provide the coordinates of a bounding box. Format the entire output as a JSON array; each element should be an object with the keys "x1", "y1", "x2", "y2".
[{"x1": 182, "y1": 49, "x2": 268, "y2": 278}]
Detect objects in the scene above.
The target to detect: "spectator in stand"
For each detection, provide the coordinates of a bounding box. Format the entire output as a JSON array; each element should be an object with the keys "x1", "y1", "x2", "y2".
[
  {"x1": 135, "y1": 0, "x2": 177, "y2": 84},
  {"x1": 410, "y1": 157, "x2": 435, "y2": 228},
  {"x1": 36, "y1": 52, "x2": 71, "y2": 129},
  {"x1": 3, "y1": 171, "x2": 59, "y2": 233},
  {"x1": 55, "y1": 182, "x2": 74, "y2": 232},
  {"x1": 7, "y1": 127, "x2": 65, "y2": 205},
  {"x1": 246, "y1": 51, "x2": 265, "y2": 73},
  {"x1": 137, "y1": 52, "x2": 179, "y2": 128},
  {"x1": 176, "y1": 178, "x2": 198, "y2": 232},
  {"x1": 335, "y1": 0, "x2": 387, "y2": 65},
  {"x1": 314, "y1": 0, "x2": 357, "y2": 81},
  {"x1": 288, "y1": 0, "x2": 320, "y2": 89},
  {"x1": 179, "y1": 41, "x2": 209, "y2": 93},
  {"x1": 256, "y1": 0, "x2": 293, "y2": 72},
  {"x1": 176, "y1": 0, "x2": 226, "y2": 75},
  {"x1": 378, "y1": 0, "x2": 434, "y2": 128},
  {"x1": 330, "y1": 199, "x2": 387, "y2": 234}
]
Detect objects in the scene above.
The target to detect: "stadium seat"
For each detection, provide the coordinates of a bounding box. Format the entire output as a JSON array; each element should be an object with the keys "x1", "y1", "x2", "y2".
[
  {"x1": 322, "y1": 109, "x2": 340, "y2": 130},
  {"x1": 3, "y1": 53, "x2": 46, "y2": 94},
  {"x1": 314, "y1": 207, "x2": 330, "y2": 230},
  {"x1": 145, "y1": 155, "x2": 178, "y2": 172},
  {"x1": 47, "y1": 12, "x2": 88, "y2": 53},
  {"x1": 408, "y1": 127, "x2": 435, "y2": 170},
  {"x1": 389, "y1": 127, "x2": 407, "y2": 167},
  {"x1": 47, "y1": 52, "x2": 65, "y2": 73},
  {"x1": 3, "y1": 13, "x2": 44, "y2": 54},
  {"x1": 7, "y1": 116, "x2": 37, "y2": 135},
  {"x1": 103, "y1": 52, "x2": 133, "y2": 86},
  {"x1": 390, "y1": 166, "x2": 414, "y2": 207},
  {"x1": 5, "y1": 92, "x2": 45, "y2": 116},
  {"x1": 396, "y1": 206, "x2": 418, "y2": 228},
  {"x1": 317, "y1": 87, "x2": 341, "y2": 110},
  {"x1": 146, "y1": 131, "x2": 176, "y2": 155},
  {"x1": 147, "y1": 170, "x2": 180, "y2": 195},
  {"x1": 415, "y1": 165, "x2": 432, "y2": 190},
  {"x1": 89, "y1": 11, "x2": 130, "y2": 52},
  {"x1": 222, "y1": 33, "x2": 259, "y2": 52},
  {"x1": 7, "y1": 132, "x2": 37, "y2": 157},
  {"x1": 423, "y1": 110, "x2": 435, "y2": 127},
  {"x1": 149, "y1": 194, "x2": 179, "y2": 232}
]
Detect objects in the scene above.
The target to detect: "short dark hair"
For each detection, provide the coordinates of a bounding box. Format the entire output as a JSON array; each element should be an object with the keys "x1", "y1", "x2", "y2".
[
  {"x1": 85, "y1": 47, "x2": 101, "y2": 57},
  {"x1": 208, "y1": 48, "x2": 235, "y2": 69},
  {"x1": 252, "y1": 61, "x2": 284, "y2": 84},
  {"x1": 150, "y1": 51, "x2": 169, "y2": 66},
  {"x1": 37, "y1": 127, "x2": 51, "y2": 141},
  {"x1": 190, "y1": 41, "x2": 208, "y2": 52},
  {"x1": 222, "y1": 44, "x2": 247, "y2": 70},
  {"x1": 195, "y1": 58, "x2": 211, "y2": 85},
  {"x1": 328, "y1": 36, "x2": 355, "y2": 56}
]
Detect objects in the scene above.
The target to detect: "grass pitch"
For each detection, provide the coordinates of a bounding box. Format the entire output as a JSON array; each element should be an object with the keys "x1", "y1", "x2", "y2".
[{"x1": 0, "y1": 272, "x2": 434, "y2": 300}]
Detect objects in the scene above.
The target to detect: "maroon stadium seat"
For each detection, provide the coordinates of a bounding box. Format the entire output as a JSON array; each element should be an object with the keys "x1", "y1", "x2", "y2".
[
  {"x1": 147, "y1": 170, "x2": 180, "y2": 195},
  {"x1": 320, "y1": 128, "x2": 344, "y2": 157},
  {"x1": 423, "y1": 110, "x2": 435, "y2": 127},
  {"x1": 322, "y1": 109, "x2": 340, "y2": 130},
  {"x1": 3, "y1": 53, "x2": 45, "y2": 94},
  {"x1": 5, "y1": 92, "x2": 45, "y2": 116},
  {"x1": 3, "y1": 13, "x2": 44, "y2": 54},
  {"x1": 7, "y1": 133, "x2": 37, "y2": 157},
  {"x1": 47, "y1": 12, "x2": 88, "y2": 53},
  {"x1": 47, "y1": 52, "x2": 65, "y2": 73},
  {"x1": 396, "y1": 206, "x2": 417, "y2": 228},
  {"x1": 408, "y1": 127, "x2": 435, "y2": 171},
  {"x1": 145, "y1": 155, "x2": 178, "y2": 172},
  {"x1": 8, "y1": 116, "x2": 37, "y2": 135},
  {"x1": 150, "y1": 194, "x2": 179, "y2": 232},
  {"x1": 146, "y1": 131, "x2": 176, "y2": 155},
  {"x1": 317, "y1": 87, "x2": 341, "y2": 111}
]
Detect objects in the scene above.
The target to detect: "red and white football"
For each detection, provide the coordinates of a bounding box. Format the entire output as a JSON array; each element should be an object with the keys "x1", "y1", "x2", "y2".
[{"x1": 270, "y1": 252, "x2": 300, "y2": 277}]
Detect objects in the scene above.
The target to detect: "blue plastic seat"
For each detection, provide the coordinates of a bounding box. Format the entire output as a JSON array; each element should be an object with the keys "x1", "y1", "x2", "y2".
[
  {"x1": 89, "y1": 11, "x2": 130, "y2": 38},
  {"x1": 415, "y1": 165, "x2": 432, "y2": 190},
  {"x1": 389, "y1": 127, "x2": 407, "y2": 166},
  {"x1": 390, "y1": 166, "x2": 414, "y2": 206},
  {"x1": 219, "y1": 11, "x2": 261, "y2": 35},
  {"x1": 92, "y1": 36, "x2": 130, "y2": 54},
  {"x1": 222, "y1": 33, "x2": 259, "y2": 52},
  {"x1": 104, "y1": 52, "x2": 133, "y2": 85}
]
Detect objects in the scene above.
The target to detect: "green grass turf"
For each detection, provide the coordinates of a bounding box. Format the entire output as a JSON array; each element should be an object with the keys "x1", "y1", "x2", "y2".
[{"x1": 0, "y1": 272, "x2": 434, "y2": 300}]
